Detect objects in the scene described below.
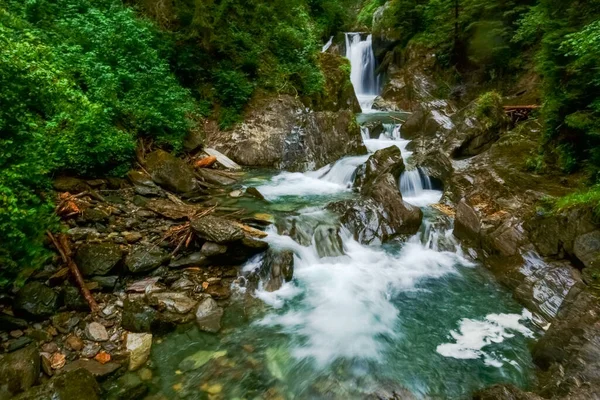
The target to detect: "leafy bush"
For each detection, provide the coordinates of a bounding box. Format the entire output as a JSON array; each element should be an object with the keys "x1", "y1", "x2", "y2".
[
  {"x1": 0, "y1": 0, "x2": 197, "y2": 286},
  {"x1": 472, "y1": 91, "x2": 506, "y2": 130}
]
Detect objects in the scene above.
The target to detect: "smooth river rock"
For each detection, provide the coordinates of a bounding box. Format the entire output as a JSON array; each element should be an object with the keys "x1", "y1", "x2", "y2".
[
  {"x1": 145, "y1": 150, "x2": 197, "y2": 194},
  {"x1": 14, "y1": 282, "x2": 60, "y2": 319},
  {"x1": 126, "y1": 333, "x2": 153, "y2": 371},
  {"x1": 195, "y1": 298, "x2": 224, "y2": 333}
]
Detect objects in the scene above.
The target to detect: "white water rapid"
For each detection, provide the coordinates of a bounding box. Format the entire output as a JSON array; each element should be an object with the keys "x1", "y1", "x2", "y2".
[{"x1": 228, "y1": 31, "x2": 537, "y2": 398}]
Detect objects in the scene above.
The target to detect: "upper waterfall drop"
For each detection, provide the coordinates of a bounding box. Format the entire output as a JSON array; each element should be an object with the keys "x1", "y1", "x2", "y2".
[{"x1": 345, "y1": 33, "x2": 380, "y2": 111}]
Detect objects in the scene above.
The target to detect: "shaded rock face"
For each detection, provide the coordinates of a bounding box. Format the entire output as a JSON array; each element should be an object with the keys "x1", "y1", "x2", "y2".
[
  {"x1": 145, "y1": 150, "x2": 197, "y2": 194},
  {"x1": 13, "y1": 368, "x2": 100, "y2": 400},
  {"x1": 472, "y1": 384, "x2": 542, "y2": 400},
  {"x1": 125, "y1": 245, "x2": 169, "y2": 274},
  {"x1": 453, "y1": 199, "x2": 481, "y2": 245},
  {"x1": 259, "y1": 249, "x2": 295, "y2": 292},
  {"x1": 0, "y1": 344, "x2": 39, "y2": 398},
  {"x1": 532, "y1": 285, "x2": 600, "y2": 398},
  {"x1": 310, "y1": 52, "x2": 361, "y2": 113},
  {"x1": 205, "y1": 94, "x2": 366, "y2": 172},
  {"x1": 75, "y1": 243, "x2": 123, "y2": 276},
  {"x1": 574, "y1": 230, "x2": 600, "y2": 270},
  {"x1": 354, "y1": 146, "x2": 405, "y2": 192},
  {"x1": 400, "y1": 107, "x2": 441, "y2": 140},
  {"x1": 14, "y1": 282, "x2": 60, "y2": 319}
]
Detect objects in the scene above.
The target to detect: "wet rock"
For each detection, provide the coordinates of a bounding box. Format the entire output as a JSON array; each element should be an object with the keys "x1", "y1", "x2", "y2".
[
  {"x1": 6, "y1": 336, "x2": 33, "y2": 352},
  {"x1": 128, "y1": 171, "x2": 163, "y2": 197},
  {"x1": 0, "y1": 315, "x2": 28, "y2": 331},
  {"x1": 0, "y1": 344, "x2": 39, "y2": 397},
  {"x1": 532, "y1": 286, "x2": 600, "y2": 397},
  {"x1": 574, "y1": 230, "x2": 600, "y2": 269},
  {"x1": 190, "y1": 215, "x2": 244, "y2": 244},
  {"x1": 125, "y1": 245, "x2": 169, "y2": 274},
  {"x1": 75, "y1": 243, "x2": 123, "y2": 277},
  {"x1": 196, "y1": 168, "x2": 239, "y2": 186},
  {"x1": 313, "y1": 225, "x2": 345, "y2": 258},
  {"x1": 90, "y1": 275, "x2": 119, "y2": 291},
  {"x1": 122, "y1": 297, "x2": 158, "y2": 333},
  {"x1": 473, "y1": 384, "x2": 542, "y2": 400},
  {"x1": 147, "y1": 292, "x2": 197, "y2": 314},
  {"x1": 178, "y1": 350, "x2": 227, "y2": 372},
  {"x1": 354, "y1": 146, "x2": 405, "y2": 192},
  {"x1": 245, "y1": 187, "x2": 265, "y2": 200},
  {"x1": 171, "y1": 278, "x2": 194, "y2": 291},
  {"x1": 53, "y1": 177, "x2": 90, "y2": 193},
  {"x1": 50, "y1": 313, "x2": 79, "y2": 334},
  {"x1": 61, "y1": 359, "x2": 120, "y2": 378},
  {"x1": 195, "y1": 298, "x2": 224, "y2": 333},
  {"x1": 63, "y1": 286, "x2": 88, "y2": 312},
  {"x1": 145, "y1": 150, "x2": 197, "y2": 194},
  {"x1": 80, "y1": 208, "x2": 110, "y2": 223},
  {"x1": 125, "y1": 333, "x2": 152, "y2": 371},
  {"x1": 204, "y1": 95, "x2": 366, "y2": 172},
  {"x1": 102, "y1": 372, "x2": 148, "y2": 400},
  {"x1": 454, "y1": 199, "x2": 481, "y2": 244},
  {"x1": 85, "y1": 322, "x2": 108, "y2": 342},
  {"x1": 14, "y1": 282, "x2": 60, "y2": 319},
  {"x1": 145, "y1": 198, "x2": 199, "y2": 220},
  {"x1": 200, "y1": 242, "x2": 228, "y2": 258},
  {"x1": 13, "y1": 368, "x2": 100, "y2": 400},
  {"x1": 122, "y1": 232, "x2": 142, "y2": 244},
  {"x1": 310, "y1": 52, "x2": 361, "y2": 113},
  {"x1": 169, "y1": 252, "x2": 208, "y2": 269},
  {"x1": 260, "y1": 249, "x2": 295, "y2": 292},
  {"x1": 400, "y1": 107, "x2": 441, "y2": 140}
]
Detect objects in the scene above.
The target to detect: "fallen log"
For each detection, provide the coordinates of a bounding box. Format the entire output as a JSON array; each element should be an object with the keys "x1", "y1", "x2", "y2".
[
  {"x1": 194, "y1": 156, "x2": 217, "y2": 169},
  {"x1": 503, "y1": 105, "x2": 540, "y2": 111},
  {"x1": 47, "y1": 232, "x2": 100, "y2": 313}
]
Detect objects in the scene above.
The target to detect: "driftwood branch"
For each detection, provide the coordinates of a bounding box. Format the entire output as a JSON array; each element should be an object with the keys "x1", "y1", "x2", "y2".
[{"x1": 47, "y1": 232, "x2": 100, "y2": 313}]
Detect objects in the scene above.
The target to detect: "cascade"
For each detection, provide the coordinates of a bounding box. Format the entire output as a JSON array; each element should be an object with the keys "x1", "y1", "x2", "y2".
[
  {"x1": 400, "y1": 168, "x2": 443, "y2": 207},
  {"x1": 345, "y1": 32, "x2": 380, "y2": 111}
]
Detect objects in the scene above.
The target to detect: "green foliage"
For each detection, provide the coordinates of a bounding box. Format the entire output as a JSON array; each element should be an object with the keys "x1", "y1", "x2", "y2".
[
  {"x1": 357, "y1": 0, "x2": 386, "y2": 27},
  {"x1": 554, "y1": 185, "x2": 600, "y2": 217},
  {"x1": 472, "y1": 91, "x2": 505, "y2": 130},
  {"x1": 0, "y1": 0, "x2": 196, "y2": 286}
]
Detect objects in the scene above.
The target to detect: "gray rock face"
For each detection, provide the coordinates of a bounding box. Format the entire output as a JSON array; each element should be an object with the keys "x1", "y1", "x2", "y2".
[
  {"x1": 14, "y1": 282, "x2": 60, "y2": 319},
  {"x1": 122, "y1": 296, "x2": 158, "y2": 333},
  {"x1": 574, "y1": 230, "x2": 600, "y2": 269},
  {"x1": 205, "y1": 95, "x2": 366, "y2": 172},
  {"x1": 169, "y1": 252, "x2": 208, "y2": 269},
  {"x1": 260, "y1": 249, "x2": 295, "y2": 292},
  {"x1": 195, "y1": 298, "x2": 224, "y2": 333},
  {"x1": 453, "y1": 199, "x2": 481, "y2": 244},
  {"x1": 125, "y1": 245, "x2": 168, "y2": 274},
  {"x1": 0, "y1": 344, "x2": 39, "y2": 398},
  {"x1": 75, "y1": 243, "x2": 123, "y2": 276},
  {"x1": 400, "y1": 108, "x2": 440, "y2": 140},
  {"x1": 354, "y1": 146, "x2": 405, "y2": 192},
  {"x1": 12, "y1": 368, "x2": 100, "y2": 400},
  {"x1": 191, "y1": 215, "x2": 245, "y2": 244},
  {"x1": 145, "y1": 150, "x2": 197, "y2": 194}
]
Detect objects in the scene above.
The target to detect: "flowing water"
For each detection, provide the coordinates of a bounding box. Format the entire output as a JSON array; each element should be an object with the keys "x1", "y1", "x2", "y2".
[{"x1": 151, "y1": 34, "x2": 538, "y2": 399}]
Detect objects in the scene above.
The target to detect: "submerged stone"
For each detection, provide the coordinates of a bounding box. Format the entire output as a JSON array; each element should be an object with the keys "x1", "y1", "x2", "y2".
[{"x1": 178, "y1": 350, "x2": 227, "y2": 372}]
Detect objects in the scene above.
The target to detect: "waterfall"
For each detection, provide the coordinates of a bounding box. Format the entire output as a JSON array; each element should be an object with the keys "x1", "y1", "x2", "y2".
[
  {"x1": 322, "y1": 36, "x2": 334, "y2": 53},
  {"x1": 345, "y1": 33, "x2": 380, "y2": 111},
  {"x1": 400, "y1": 168, "x2": 442, "y2": 207}
]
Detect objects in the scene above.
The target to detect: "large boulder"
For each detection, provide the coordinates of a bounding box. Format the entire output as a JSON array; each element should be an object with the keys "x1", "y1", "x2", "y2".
[
  {"x1": 144, "y1": 150, "x2": 197, "y2": 194},
  {"x1": 195, "y1": 298, "x2": 224, "y2": 333},
  {"x1": 75, "y1": 243, "x2": 123, "y2": 277},
  {"x1": 14, "y1": 282, "x2": 60, "y2": 319},
  {"x1": 126, "y1": 333, "x2": 152, "y2": 371},
  {"x1": 574, "y1": 230, "x2": 600, "y2": 269},
  {"x1": 354, "y1": 146, "x2": 405, "y2": 192},
  {"x1": 453, "y1": 199, "x2": 481, "y2": 244},
  {"x1": 400, "y1": 107, "x2": 441, "y2": 140},
  {"x1": 125, "y1": 245, "x2": 169, "y2": 274},
  {"x1": 12, "y1": 368, "x2": 100, "y2": 400},
  {"x1": 0, "y1": 344, "x2": 40, "y2": 398},
  {"x1": 191, "y1": 215, "x2": 245, "y2": 244},
  {"x1": 259, "y1": 249, "x2": 295, "y2": 292},
  {"x1": 308, "y1": 52, "x2": 361, "y2": 113},
  {"x1": 205, "y1": 94, "x2": 366, "y2": 172}
]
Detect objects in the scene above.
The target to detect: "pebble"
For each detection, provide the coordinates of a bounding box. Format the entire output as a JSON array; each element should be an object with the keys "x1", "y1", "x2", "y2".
[
  {"x1": 85, "y1": 322, "x2": 109, "y2": 342},
  {"x1": 9, "y1": 330, "x2": 23, "y2": 338},
  {"x1": 200, "y1": 383, "x2": 222, "y2": 395},
  {"x1": 82, "y1": 343, "x2": 101, "y2": 358},
  {"x1": 50, "y1": 352, "x2": 66, "y2": 369},
  {"x1": 40, "y1": 352, "x2": 53, "y2": 376},
  {"x1": 138, "y1": 368, "x2": 153, "y2": 381},
  {"x1": 102, "y1": 304, "x2": 117, "y2": 317},
  {"x1": 66, "y1": 335, "x2": 84, "y2": 351},
  {"x1": 42, "y1": 342, "x2": 59, "y2": 353},
  {"x1": 94, "y1": 351, "x2": 111, "y2": 364}
]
